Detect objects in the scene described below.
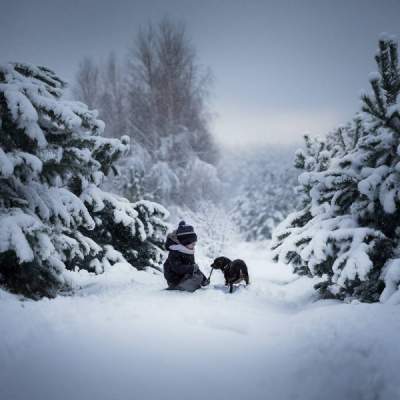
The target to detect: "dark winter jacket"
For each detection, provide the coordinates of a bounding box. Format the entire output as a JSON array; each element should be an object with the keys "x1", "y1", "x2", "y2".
[{"x1": 163, "y1": 232, "x2": 196, "y2": 287}]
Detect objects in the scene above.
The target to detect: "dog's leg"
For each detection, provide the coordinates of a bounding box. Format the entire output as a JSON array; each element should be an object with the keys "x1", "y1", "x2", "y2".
[
  {"x1": 243, "y1": 265, "x2": 250, "y2": 285},
  {"x1": 224, "y1": 270, "x2": 229, "y2": 287},
  {"x1": 229, "y1": 283, "x2": 233, "y2": 293}
]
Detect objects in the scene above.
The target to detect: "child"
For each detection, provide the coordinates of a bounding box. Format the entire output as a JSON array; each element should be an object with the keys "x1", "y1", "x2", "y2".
[{"x1": 163, "y1": 221, "x2": 209, "y2": 292}]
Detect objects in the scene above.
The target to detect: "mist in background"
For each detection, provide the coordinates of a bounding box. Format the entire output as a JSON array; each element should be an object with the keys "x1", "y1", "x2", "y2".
[{"x1": 2, "y1": 0, "x2": 400, "y2": 147}]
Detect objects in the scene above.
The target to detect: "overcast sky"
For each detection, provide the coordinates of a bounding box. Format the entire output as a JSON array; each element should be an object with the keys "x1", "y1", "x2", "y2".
[{"x1": 1, "y1": 0, "x2": 400, "y2": 147}]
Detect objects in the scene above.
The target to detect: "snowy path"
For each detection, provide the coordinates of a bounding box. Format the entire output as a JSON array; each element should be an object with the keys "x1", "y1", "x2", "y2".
[{"x1": 1, "y1": 242, "x2": 400, "y2": 400}]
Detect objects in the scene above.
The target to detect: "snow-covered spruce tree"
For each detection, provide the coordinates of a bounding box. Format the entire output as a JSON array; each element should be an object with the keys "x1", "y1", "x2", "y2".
[
  {"x1": 79, "y1": 191, "x2": 168, "y2": 272},
  {"x1": 271, "y1": 35, "x2": 400, "y2": 302},
  {"x1": 232, "y1": 171, "x2": 298, "y2": 241},
  {"x1": 0, "y1": 63, "x2": 168, "y2": 298},
  {"x1": 225, "y1": 146, "x2": 299, "y2": 241}
]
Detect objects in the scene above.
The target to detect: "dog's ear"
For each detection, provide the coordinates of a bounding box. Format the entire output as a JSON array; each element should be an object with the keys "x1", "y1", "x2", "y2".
[{"x1": 221, "y1": 256, "x2": 231, "y2": 266}]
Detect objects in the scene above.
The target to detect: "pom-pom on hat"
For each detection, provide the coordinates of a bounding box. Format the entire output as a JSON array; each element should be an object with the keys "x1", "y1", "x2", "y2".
[{"x1": 176, "y1": 221, "x2": 198, "y2": 246}]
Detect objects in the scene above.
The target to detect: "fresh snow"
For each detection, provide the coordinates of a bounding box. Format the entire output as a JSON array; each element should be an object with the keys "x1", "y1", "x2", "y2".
[{"x1": 1, "y1": 241, "x2": 400, "y2": 400}]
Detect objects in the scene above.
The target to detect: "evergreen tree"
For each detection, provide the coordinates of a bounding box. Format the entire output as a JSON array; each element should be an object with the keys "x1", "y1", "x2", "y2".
[
  {"x1": 0, "y1": 63, "x2": 168, "y2": 299},
  {"x1": 226, "y1": 146, "x2": 299, "y2": 241},
  {"x1": 271, "y1": 35, "x2": 400, "y2": 302}
]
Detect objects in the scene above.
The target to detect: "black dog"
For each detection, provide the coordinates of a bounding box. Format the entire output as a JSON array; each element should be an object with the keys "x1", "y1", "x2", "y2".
[{"x1": 210, "y1": 256, "x2": 250, "y2": 293}]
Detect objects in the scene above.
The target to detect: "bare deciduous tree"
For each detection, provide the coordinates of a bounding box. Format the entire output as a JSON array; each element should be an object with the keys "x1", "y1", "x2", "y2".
[
  {"x1": 72, "y1": 57, "x2": 100, "y2": 110},
  {"x1": 100, "y1": 52, "x2": 127, "y2": 138},
  {"x1": 73, "y1": 54, "x2": 127, "y2": 138},
  {"x1": 73, "y1": 18, "x2": 220, "y2": 209},
  {"x1": 126, "y1": 18, "x2": 216, "y2": 163}
]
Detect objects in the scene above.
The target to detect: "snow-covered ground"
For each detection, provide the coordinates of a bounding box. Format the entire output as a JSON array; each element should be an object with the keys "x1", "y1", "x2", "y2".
[{"x1": 1, "y1": 241, "x2": 400, "y2": 400}]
